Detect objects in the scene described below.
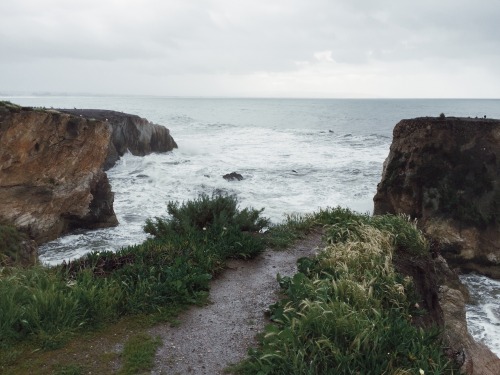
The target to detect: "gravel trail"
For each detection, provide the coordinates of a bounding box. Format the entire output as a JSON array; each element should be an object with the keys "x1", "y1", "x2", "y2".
[{"x1": 151, "y1": 232, "x2": 323, "y2": 374}]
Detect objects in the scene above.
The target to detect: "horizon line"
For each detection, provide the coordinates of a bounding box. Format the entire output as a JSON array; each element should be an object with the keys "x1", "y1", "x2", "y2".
[{"x1": 1, "y1": 92, "x2": 499, "y2": 100}]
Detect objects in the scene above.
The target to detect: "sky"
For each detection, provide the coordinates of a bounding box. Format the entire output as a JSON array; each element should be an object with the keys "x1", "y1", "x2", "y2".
[{"x1": 1, "y1": 0, "x2": 499, "y2": 98}]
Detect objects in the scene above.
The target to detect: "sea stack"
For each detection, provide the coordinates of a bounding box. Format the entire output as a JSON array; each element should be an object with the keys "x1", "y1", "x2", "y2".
[
  {"x1": 373, "y1": 116, "x2": 500, "y2": 374},
  {"x1": 373, "y1": 116, "x2": 500, "y2": 278}
]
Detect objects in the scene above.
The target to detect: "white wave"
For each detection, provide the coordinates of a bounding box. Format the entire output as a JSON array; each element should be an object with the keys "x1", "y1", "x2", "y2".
[{"x1": 461, "y1": 274, "x2": 500, "y2": 357}]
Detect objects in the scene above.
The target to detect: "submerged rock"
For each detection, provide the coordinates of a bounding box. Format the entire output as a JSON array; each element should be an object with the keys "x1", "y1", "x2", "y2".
[
  {"x1": 374, "y1": 116, "x2": 500, "y2": 278},
  {"x1": 223, "y1": 172, "x2": 244, "y2": 181}
]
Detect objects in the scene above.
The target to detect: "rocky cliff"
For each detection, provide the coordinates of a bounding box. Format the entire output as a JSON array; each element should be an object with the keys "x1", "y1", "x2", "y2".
[
  {"x1": 394, "y1": 249, "x2": 500, "y2": 374},
  {"x1": 59, "y1": 109, "x2": 178, "y2": 170},
  {"x1": 0, "y1": 102, "x2": 177, "y2": 244},
  {"x1": 434, "y1": 255, "x2": 500, "y2": 374},
  {"x1": 373, "y1": 117, "x2": 500, "y2": 278},
  {"x1": 373, "y1": 116, "x2": 500, "y2": 374}
]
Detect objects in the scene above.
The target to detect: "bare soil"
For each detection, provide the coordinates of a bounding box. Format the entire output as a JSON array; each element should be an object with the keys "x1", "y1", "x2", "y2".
[{"x1": 150, "y1": 231, "x2": 324, "y2": 374}]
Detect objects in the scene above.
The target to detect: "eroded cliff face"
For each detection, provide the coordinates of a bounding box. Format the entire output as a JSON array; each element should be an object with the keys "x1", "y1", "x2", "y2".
[
  {"x1": 59, "y1": 109, "x2": 178, "y2": 170},
  {"x1": 0, "y1": 103, "x2": 118, "y2": 243},
  {"x1": 434, "y1": 255, "x2": 500, "y2": 374},
  {"x1": 0, "y1": 103, "x2": 178, "y2": 245},
  {"x1": 393, "y1": 250, "x2": 500, "y2": 374},
  {"x1": 374, "y1": 117, "x2": 500, "y2": 278}
]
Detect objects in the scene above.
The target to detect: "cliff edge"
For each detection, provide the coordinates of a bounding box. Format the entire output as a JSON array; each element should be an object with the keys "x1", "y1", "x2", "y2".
[
  {"x1": 0, "y1": 102, "x2": 177, "y2": 244},
  {"x1": 59, "y1": 109, "x2": 177, "y2": 170},
  {"x1": 374, "y1": 116, "x2": 500, "y2": 278}
]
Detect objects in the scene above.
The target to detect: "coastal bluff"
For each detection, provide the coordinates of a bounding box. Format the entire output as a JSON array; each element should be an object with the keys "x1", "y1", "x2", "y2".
[
  {"x1": 374, "y1": 116, "x2": 500, "y2": 278},
  {"x1": 0, "y1": 102, "x2": 177, "y2": 244},
  {"x1": 374, "y1": 116, "x2": 500, "y2": 374},
  {"x1": 59, "y1": 108, "x2": 177, "y2": 170}
]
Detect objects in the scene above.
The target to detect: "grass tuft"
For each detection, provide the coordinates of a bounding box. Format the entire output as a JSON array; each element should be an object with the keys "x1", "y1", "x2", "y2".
[
  {"x1": 0, "y1": 224, "x2": 29, "y2": 266},
  {"x1": 119, "y1": 333, "x2": 162, "y2": 375},
  {"x1": 52, "y1": 364, "x2": 85, "y2": 375}
]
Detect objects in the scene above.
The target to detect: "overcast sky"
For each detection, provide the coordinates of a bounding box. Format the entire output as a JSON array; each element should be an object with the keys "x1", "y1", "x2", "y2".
[{"x1": 1, "y1": 0, "x2": 499, "y2": 98}]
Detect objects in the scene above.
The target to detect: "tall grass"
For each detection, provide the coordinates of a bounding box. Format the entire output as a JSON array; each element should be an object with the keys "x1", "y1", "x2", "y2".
[
  {"x1": 230, "y1": 209, "x2": 455, "y2": 374},
  {"x1": 0, "y1": 193, "x2": 268, "y2": 351},
  {"x1": 0, "y1": 223, "x2": 29, "y2": 266},
  {"x1": 268, "y1": 207, "x2": 429, "y2": 257}
]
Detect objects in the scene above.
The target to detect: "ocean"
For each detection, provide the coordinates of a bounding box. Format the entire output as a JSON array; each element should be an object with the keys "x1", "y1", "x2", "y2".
[{"x1": 2, "y1": 95, "x2": 499, "y2": 356}]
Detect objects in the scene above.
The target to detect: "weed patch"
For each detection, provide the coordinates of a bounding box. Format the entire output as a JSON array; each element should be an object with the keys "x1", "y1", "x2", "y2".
[
  {"x1": 0, "y1": 224, "x2": 29, "y2": 266},
  {"x1": 118, "y1": 333, "x2": 162, "y2": 375},
  {"x1": 52, "y1": 364, "x2": 86, "y2": 375}
]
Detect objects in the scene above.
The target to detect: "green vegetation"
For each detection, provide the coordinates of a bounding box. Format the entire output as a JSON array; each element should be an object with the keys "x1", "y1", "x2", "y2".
[
  {"x1": 144, "y1": 193, "x2": 269, "y2": 262},
  {"x1": 0, "y1": 194, "x2": 267, "y2": 368},
  {"x1": 119, "y1": 333, "x2": 162, "y2": 375},
  {"x1": 0, "y1": 100, "x2": 20, "y2": 109},
  {"x1": 52, "y1": 364, "x2": 85, "y2": 375},
  {"x1": 1, "y1": 196, "x2": 454, "y2": 373},
  {"x1": 230, "y1": 209, "x2": 455, "y2": 374},
  {"x1": 267, "y1": 207, "x2": 427, "y2": 257},
  {"x1": 0, "y1": 223, "x2": 29, "y2": 266}
]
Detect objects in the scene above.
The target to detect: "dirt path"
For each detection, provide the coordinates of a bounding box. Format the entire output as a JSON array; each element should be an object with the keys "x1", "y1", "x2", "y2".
[{"x1": 150, "y1": 231, "x2": 323, "y2": 374}]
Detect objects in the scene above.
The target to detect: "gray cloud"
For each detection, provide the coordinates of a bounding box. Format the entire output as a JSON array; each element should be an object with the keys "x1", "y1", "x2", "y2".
[{"x1": 0, "y1": 0, "x2": 499, "y2": 97}]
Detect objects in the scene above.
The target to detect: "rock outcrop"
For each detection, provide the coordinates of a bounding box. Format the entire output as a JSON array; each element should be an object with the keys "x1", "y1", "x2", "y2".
[
  {"x1": 435, "y1": 255, "x2": 500, "y2": 375},
  {"x1": 0, "y1": 102, "x2": 177, "y2": 244},
  {"x1": 374, "y1": 116, "x2": 500, "y2": 373},
  {"x1": 0, "y1": 223, "x2": 37, "y2": 267},
  {"x1": 59, "y1": 109, "x2": 178, "y2": 170},
  {"x1": 0, "y1": 102, "x2": 118, "y2": 243},
  {"x1": 374, "y1": 117, "x2": 500, "y2": 278},
  {"x1": 394, "y1": 250, "x2": 500, "y2": 374}
]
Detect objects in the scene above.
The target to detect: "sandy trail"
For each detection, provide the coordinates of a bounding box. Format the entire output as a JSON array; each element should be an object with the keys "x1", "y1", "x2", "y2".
[{"x1": 150, "y1": 232, "x2": 323, "y2": 374}]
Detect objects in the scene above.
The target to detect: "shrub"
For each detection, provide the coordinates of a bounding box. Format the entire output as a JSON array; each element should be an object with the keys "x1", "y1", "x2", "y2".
[
  {"x1": 144, "y1": 193, "x2": 269, "y2": 237},
  {"x1": 144, "y1": 193, "x2": 269, "y2": 261}
]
